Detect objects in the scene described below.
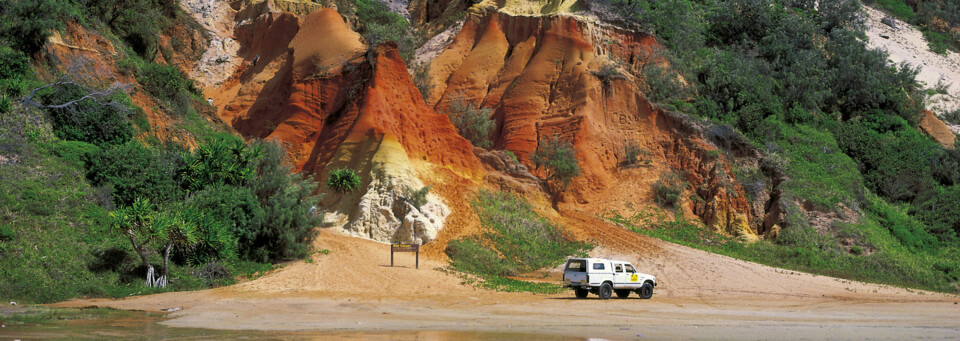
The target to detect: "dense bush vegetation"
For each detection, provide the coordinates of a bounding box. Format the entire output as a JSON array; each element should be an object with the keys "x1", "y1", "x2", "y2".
[
  {"x1": 338, "y1": 0, "x2": 423, "y2": 63},
  {"x1": 604, "y1": 0, "x2": 960, "y2": 245},
  {"x1": 586, "y1": 0, "x2": 960, "y2": 292},
  {"x1": 532, "y1": 135, "x2": 581, "y2": 194},
  {"x1": 38, "y1": 83, "x2": 135, "y2": 146},
  {"x1": 0, "y1": 0, "x2": 188, "y2": 58},
  {"x1": 137, "y1": 63, "x2": 200, "y2": 117},
  {"x1": 446, "y1": 191, "x2": 591, "y2": 292},
  {"x1": 0, "y1": 0, "x2": 320, "y2": 302},
  {"x1": 444, "y1": 93, "x2": 495, "y2": 149},
  {"x1": 0, "y1": 0, "x2": 73, "y2": 54},
  {"x1": 86, "y1": 141, "x2": 182, "y2": 206}
]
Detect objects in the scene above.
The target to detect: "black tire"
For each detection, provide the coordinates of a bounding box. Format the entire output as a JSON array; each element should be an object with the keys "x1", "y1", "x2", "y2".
[
  {"x1": 615, "y1": 289, "x2": 631, "y2": 299},
  {"x1": 574, "y1": 288, "x2": 589, "y2": 298},
  {"x1": 638, "y1": 282, "x2": 654, "y2": 299},
  {"x1": 598, "y1": 283, "x2": 613, "y2": 300}
]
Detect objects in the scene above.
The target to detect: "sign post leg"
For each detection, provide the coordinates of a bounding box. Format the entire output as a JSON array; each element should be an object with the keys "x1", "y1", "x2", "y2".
[
  {"x1": 416, "y1": 250, "x2": 419, "y2": 269},
  {"x1": 391, "y1": 249, "x2": 394, "y2": 267}
]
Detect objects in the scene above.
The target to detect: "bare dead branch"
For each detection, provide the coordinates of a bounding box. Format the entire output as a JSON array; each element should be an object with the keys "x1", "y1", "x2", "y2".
[{"x1": 21, "y1": 74, "x2": 130, "y2": 111}]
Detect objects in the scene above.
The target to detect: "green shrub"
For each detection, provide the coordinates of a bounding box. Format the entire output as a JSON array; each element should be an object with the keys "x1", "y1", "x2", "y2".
[
  {"x1": 532, "y1": 135, "x2": 581, "y2": 193},
  {"x1": 38, "y1": 82, "x2": 134, "y2": 146},
  {"x1": 0, "y1": 224, "x2": 15, "y2": 241},
  {"x1": 404, "y1": 185, "x2": 430, "y2": 209},
  {"x1": 849, "y1": 245, "x2": 864, "y2": 255},
  {"x1": 864, "y1": 0, "x2": 916, "y2": 22},
  {"x1": 83, "y1": 0, "x2": 180, "y2": 58},
  {"x1": 836, "y1": 119, "x2": 939, "y2": 203},
  {"x1": 86, "y1": 141, "x2": 182, "y2": 206},
  {"x1": 913, "y1": 185, "x2": 960, "y2": 241},
  {"x1": 0, "y1": 47, "x2": 33, "y2": 103},
  {"x1": 326, "y1": 168, "x2": 361, "y2": 194},
  {"x1": 50, "y1": 140, "x2": 100, "y2": 168},
  {"x1": 921, "y1": 27, "x2": 954, "y2": 55},
  {"x1": 0, "y1": 0, "x2": 73, "y2": 54},
  {"x1": 641, "y1": 62, "x2": 692, "y2": 105},
  {"x1": 347, "y1": 0, "x2": 421, "y2": 63},
  {"x1": 247, "y1": 140, "x2": 320, "y2": 261},
  {"x1": 184, "y1": 185, "x2": 262, "y2": 262},
  {"x1": 622, "y1": 143, "x2": 652, "y2": 166},
  {"x1": 176, "y1": 202, "x2": 239, "y2": 264},
  {"x1": 943, "y1": 108, "x2": 960, "y2": 125},
  {"x1": 177, "y1": 137, "x2": 256, "y2": 193},
  {"x1": 137, "y1": 63, "x2": 197, "y2": 117},
  {"x1": 503, "y1": 150, "x2": 519, "y2": 163},
  {"x1": 411, "y1": 63, "x2": 432, "y2": 102},
  {"x1": 445, "y1": 93, "x2": 495, "y2": 149},
  {"x1": 652, "y1": 170, "x2": 684, "y2": 207}
]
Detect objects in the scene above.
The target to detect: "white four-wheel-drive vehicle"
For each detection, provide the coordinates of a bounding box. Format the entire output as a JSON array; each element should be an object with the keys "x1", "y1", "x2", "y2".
[{"x1": 562, "y1": 258, "x2": 656, "y2": 299}]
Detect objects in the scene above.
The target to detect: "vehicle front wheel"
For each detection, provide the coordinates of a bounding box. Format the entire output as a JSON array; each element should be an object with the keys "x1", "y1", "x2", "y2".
[
  {"x1": 615, "y1": 289, "x2": 631, "y2": 299},
  {"x1": 638, "y1": 283, "x2": 653, "y2": 299},
  {"x1": 574, "y1": 288, "x2": 589, "y2": 298},
  {"x1": 598, "y1": 283, "x2": 613, "y2": 300}
]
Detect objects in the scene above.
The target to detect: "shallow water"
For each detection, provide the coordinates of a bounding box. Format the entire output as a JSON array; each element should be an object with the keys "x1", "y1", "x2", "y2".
[{"x1": 0, "y1": 311, "x2": 589, "y2": 340}]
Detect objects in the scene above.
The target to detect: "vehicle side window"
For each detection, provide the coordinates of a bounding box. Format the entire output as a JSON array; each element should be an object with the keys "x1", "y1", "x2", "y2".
[
  {"x1": 625, "y1": 264, "x2": 637, "y2": 273},
  {"x1": 592, "y1": 263, "x2": 605, "y2": 270},
  {"x1": 614, "y1": 264, "x2": 623, "y2": 272}
]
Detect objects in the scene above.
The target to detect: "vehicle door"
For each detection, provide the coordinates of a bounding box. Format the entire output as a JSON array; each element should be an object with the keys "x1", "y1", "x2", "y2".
[
  {"x1": 612, "y1": 263, "x2": 628, "y2": 287},
  {"x1": 624, "y1": 263, "x2": 641, "y2": 289}
]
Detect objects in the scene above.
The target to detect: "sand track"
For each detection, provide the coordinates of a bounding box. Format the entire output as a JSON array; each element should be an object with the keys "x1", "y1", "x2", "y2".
[{"x1": 57, "y1": 216, "x2": 959, "y2": 339}]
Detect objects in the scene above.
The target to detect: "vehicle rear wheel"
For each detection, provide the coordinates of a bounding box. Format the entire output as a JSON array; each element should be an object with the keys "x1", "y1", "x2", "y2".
[
  {"x1": 615, "y1": 289, "x2": 631, "y2": 299},
  {"x1": 598, "y1": 283, "x2": 613, "y2": 300},
  {"x1": 638, "y1": 283, "x2": 653, "y2": 299},
  {"x1": 574, "y1": 288, "x2": 589, "y2": 298}
]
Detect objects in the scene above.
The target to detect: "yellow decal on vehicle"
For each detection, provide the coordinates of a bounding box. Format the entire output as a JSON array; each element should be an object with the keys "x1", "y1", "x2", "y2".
[{"x1": 631, "y1": 274, "x2": 638, "y2": 282}]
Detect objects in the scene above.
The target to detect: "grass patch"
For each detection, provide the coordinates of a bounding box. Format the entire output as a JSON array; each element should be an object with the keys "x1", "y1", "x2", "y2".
[
  {"x1": 921, "y1": 27, "x2": 956, "y2": 55},
  {"x1": 445, "y1": 191, "x2": 591, "y2": 293},
  {"x1": 867, "y1": 0, "x2": 917, "y2": 22},
  {"x1": 764, "y1": 121, "x2": 864, "y2": 211}
]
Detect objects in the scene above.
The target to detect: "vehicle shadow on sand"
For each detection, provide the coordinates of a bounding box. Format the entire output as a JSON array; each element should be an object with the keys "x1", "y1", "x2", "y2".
[{"x1": 547, "y1": 297, "x2": 645, "y2": 300}]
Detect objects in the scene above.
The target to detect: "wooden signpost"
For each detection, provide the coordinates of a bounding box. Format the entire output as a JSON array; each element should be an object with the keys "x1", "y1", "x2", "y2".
[{"x1": 391, "y1": 243, "x2": 420, "y2": 269}]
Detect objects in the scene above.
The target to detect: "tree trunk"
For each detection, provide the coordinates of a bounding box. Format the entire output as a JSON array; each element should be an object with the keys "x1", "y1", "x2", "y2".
[
  {"x1": 160, "y1": 243, "x2": 173, "y2": 288},
  {"x1": 128, "y1": 229, "x2": 160, "y2": 287},
  {"x1": 145, "y1": 265, "x2": 157, "y2": 287}
]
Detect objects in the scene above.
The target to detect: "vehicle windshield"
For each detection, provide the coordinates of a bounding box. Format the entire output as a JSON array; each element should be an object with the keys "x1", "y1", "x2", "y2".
[
  {"x1": 625, "y1": 264, "x2": 637, "y2": 273},
  {"x1": 565, "y1": 259, "x2": 587, "y2": 272}
]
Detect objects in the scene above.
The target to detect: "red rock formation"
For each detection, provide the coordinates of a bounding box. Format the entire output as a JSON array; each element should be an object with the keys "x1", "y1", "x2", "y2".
[
  {"x1": 215, "y1": 8, "x2": 482, "y2": 177},
  {"x1": 427, "y1": 13, "x2": 755, "y2": 236}
]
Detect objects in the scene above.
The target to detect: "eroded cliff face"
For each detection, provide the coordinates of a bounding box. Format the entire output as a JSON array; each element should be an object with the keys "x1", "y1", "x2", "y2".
[
  {"x1": 424, "y1": 12, "x2": 757, "y2": 239},
  {"x1": 201, "y1": 0, "x2": 770, "y2": 242},
  {"x1": 208, "y1": 6, "x2": 482, "y2": 244}
]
